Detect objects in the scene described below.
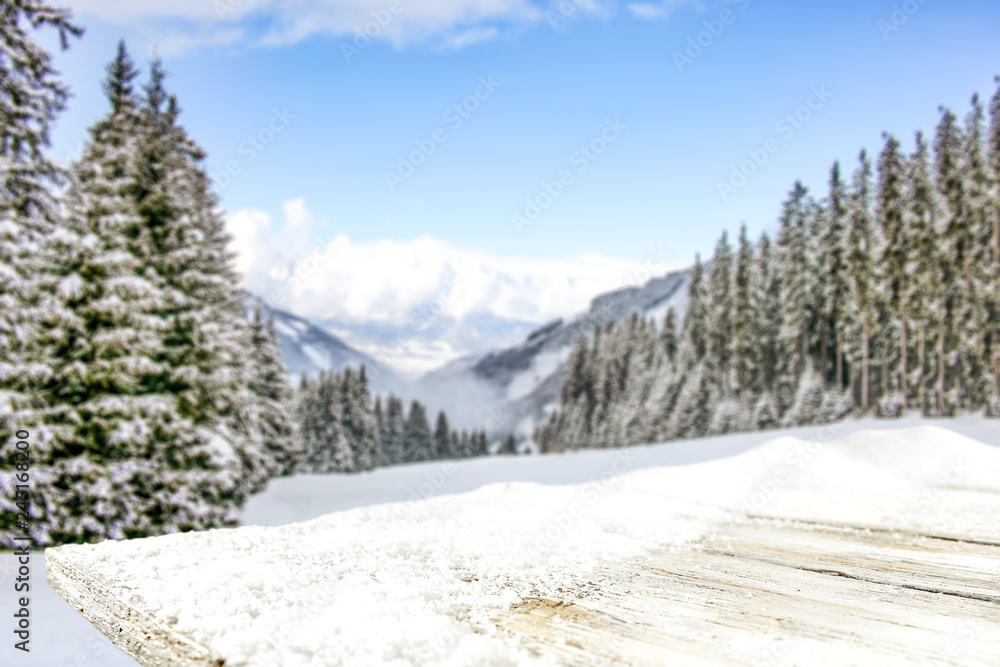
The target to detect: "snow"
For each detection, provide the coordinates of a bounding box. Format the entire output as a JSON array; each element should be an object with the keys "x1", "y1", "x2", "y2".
[{"x1": 35, "y1": 414, "x2": 1000, "y2": 666}]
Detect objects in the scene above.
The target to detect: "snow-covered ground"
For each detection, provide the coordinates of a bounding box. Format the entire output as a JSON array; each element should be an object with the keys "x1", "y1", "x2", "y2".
[{"x1": 6, "y1": 413, "x2": 1000, "y2": 666}]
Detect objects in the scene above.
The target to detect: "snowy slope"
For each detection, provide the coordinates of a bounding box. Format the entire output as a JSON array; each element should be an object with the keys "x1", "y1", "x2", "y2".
[
  {"x1": 6, "y1": 414, "x2": 998, "y2": 666},
  {"x1": 44, "y1": 419, "x2": 1000, "y2": 666}
]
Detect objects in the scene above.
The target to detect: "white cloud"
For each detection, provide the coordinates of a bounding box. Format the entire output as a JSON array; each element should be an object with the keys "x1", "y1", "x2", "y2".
[
  {"x1": 225, "y1": 198, "x2": 672, "y2": 329},
  {"x1": 626, "y1": 0, "x2": 691, "y2": 20},
  {"x1": 68, "y1": 0, "x2": 579, "y2": 53}
]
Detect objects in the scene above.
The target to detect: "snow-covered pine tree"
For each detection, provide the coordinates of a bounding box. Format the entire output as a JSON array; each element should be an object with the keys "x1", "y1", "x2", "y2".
[
  {"x1": 432, "y1": 410, "x2": 450, "y2": 460},
  {"x1": 844, "y1": 151, "x2": 877, "y2": 412},
  {"x1": 820, "y1": 162, "x2": 850, "y2": 391},
  {"x1": 448, "y1": 430, "x2": 460, "y2": 459},
  {"x1": 380, "y1": 394, "x2": 406, "y2": 465},
  {"x1": 660, "y1": 307, "x2": 678, "y2": 366},
  {"x1": 497, "y1": 433, "x2": 517, "y2": 455},
  {"x1": 679, "y1": 255, "x2": 708, "y2": 366},
  {"x1": 933, "y1": 107, "x2": 968, "y2": 414},
  {"x1": 137, "y1": 59, "x2": 273, "y2": 496},
  {"x1": 10, "y1": 43, "x2": 177, "y2": 544},
  {"x1": 731, "y1": 225, "x2": 755, "y2": 402},
  {"x1": 903, "y1": 131, "x2": 944, "y2": 414},
  {"x1": 0, "y1": 0, "x2": 80, "y2": 220},
  {"x1": 666, "y1": 362, "x2": 713, "y2": 439},
  {"x1": 0, "y1": 1, "x2": 81, "y2": 493},
  {"x1": 339, "y1": 367, "x2": 377, "y2": 472},
  {"x1": 987, "y1": 78, "x2": 1000, "y2": 412},
  {"x1": 775, "y1": 182, "x2": 813, "y2": 389},
  {"x1": 961, "y1": 94, "x2": 993, "y2": 409},
  {"x1": 706, "y1": 231, "x2": 734, "y2": 398},
  {"x1": 751, "y1": 233, "x2": 782, "y2": 405},
  {"x1": 249, "y1": 302, "x2": 300, "y2": 476},
  {"x1": 475, "y1": 430, "x2": 489, "y2": 457},
  {"x1": 402, "y1": 400, "x2": 433, "y2": 462},
  {"x1": 458, "y1": 429, "x2": 472, "y2": 458},
  {"x1": 300, "y1": 372, "x2": 353, "y2": 473},
  {"x1": 372, "y1": 395, "x2": 388, "y2": 466},
  {"x1": 875, "y1": 133, "x2": 908, "y2": 416}
]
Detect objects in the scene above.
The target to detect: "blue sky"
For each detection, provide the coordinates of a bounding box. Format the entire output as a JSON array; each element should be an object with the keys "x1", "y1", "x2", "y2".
[{"x1": 42, "y1": 0, "x2": 1000, "y2": 369}]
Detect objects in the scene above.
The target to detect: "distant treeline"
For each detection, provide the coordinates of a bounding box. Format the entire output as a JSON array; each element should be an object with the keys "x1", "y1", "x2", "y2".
[
  {"x1": 294, "y1": 368, "x2": 503, "y2": 474},
  {"x1": 537, "y1": 79, "x2": 1000, "y2": 452}
]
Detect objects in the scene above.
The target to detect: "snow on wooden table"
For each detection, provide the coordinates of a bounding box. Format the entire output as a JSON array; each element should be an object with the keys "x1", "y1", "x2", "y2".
[{"x1": 46, "y1": 426, "x2": 1000, "y2": 666}]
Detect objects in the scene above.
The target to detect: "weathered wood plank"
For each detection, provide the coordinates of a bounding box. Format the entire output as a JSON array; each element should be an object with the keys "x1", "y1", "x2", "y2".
[
  {"x1": 494, "y1": 520, "x2": 1000, "y2": 666},
  {"x1": 46, "y1": 548, "x2": 220, "y2": 667}
]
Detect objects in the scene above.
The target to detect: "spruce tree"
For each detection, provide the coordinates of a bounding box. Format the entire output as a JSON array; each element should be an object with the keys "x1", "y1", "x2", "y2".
[
  {"x1": 961, "y1": 95, "x2": 993, "y2": 408},
  {"x1": 402, "y1": 400, "x2": 433, "y2": 462},
  {"x1": 0, "y1": 1, "x2": 82, "y2": 491},
  {"x1": 340, "y1": 367, "x2": 377, "y2": 472},
  {"x1": 776, "y1": 182, "x2": 813, "y2": 382},
  {"x1": 497, "y1": 433, "x2": 517, "y2": 455},
  {"x1": 300, "y1": 372, "x2": 352, "y2": 473},
  {"x1": 844, "y1": 151, "x2": 877, "y2": 411},
  {"x1": 373, "y1": 395, "x2": 388, "y2": 467},
  {"x1": 133, "y1": 58, "x2": 272, "y2": 496},
  {"x1": 432, "y1": 410, "x2": 450, "y2": 460},
  {"x1": 903, "y1": 131, "x2": 944, "y2": 414},
  {"x1": 382, "y1": 394, "x2": 406, "y2": 465},
  {"x1": 731, "y1": 225, "x2": 755, "y2": 400},
  {"x1": 249, "y1": 303, "x2": 300, "y2": 476},
  {"x1": 820, "y1": 162, "x2": 850, "y2": 390},
  {"x1": 987, "y1": 78, "x2": 1000, "y2": 410},
  {"x1": 875, "y1": 133, "x2": 908, "y2": 413},
  {"x1": 660, "y1": 308, "x2": 678, "y2": 365},
  {"x1": 934, "y1": 107, "x2": 968, "y2": 413},
  {"x1": 706, "y1": 231, "x2": 734, "y2": 397},
  {"x1": 680, "y1": 255, "x2": 708, "y2": 365}
]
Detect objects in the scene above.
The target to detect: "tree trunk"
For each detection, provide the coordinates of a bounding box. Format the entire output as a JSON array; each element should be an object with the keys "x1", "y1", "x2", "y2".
[
  {"x1": 938, "y1": 328, "x2": 946, "y2": 415},
  {"x1": 821, "y1": 327, "x2": 828, "y2": 384},
  {"x1": 836, "y1": 328, "x2": 844, "y2": 391},
  {"x1": 899, "y1": 299, "x2": 908, "y2": 408},
  {"x1": 993, "y1": 329, "x2": 999, "y2": 400},
  {"x1": 881, "y1": 332, "x2": 889, "y2": 401},
  {"x1": 862, "y1": 323, "x2": 870, "y2": 411},
  {"x1": 918, "y1": 323, "x2": 926, "y2": 410}
]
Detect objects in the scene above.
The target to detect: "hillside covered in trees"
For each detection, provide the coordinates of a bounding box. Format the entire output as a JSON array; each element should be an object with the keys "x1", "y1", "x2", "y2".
[
  {"x1": 294, "y1": 367, "x2": 492, "y2": 474},
  {"x1": 537, "y1": 81, "x2": 1000, "y2": 453}
]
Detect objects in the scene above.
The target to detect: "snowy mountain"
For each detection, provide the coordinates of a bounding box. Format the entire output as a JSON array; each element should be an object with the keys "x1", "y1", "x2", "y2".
[
  {"x1": 413, "y1": 267, "x2": 690, "y2": 443},
  {"x1": 245, "y1": 294, "x2": 408, "y2": 394}
]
